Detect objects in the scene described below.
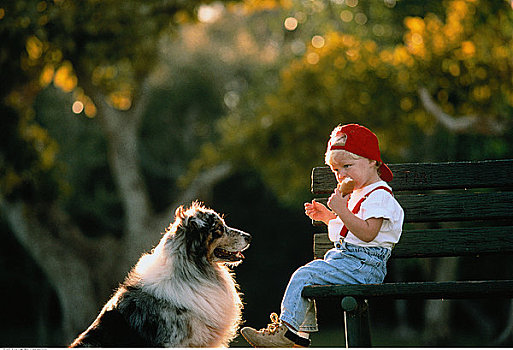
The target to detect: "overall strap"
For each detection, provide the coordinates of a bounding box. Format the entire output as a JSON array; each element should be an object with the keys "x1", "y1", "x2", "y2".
[{"x1": 339, "y1": 186, "x2": 393, "y2": 238}]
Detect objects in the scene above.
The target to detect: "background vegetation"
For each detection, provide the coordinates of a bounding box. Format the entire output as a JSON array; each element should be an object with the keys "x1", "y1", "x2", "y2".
[{"x1": 1, "y1": 0, "x2": 512, "y2": 346}]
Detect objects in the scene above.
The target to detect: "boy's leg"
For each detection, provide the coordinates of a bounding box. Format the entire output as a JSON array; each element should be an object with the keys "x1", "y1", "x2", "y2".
[
  {"x1": 280, "y1": 252, "x2": 364, "y2": 332},
  {"x1": 241, "y1": 248, "x2": 379, "y2": 347}
]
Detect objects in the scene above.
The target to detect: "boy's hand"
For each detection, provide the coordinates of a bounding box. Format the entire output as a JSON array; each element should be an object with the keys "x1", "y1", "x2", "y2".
[
  {"x1": 304, "y1": 200, "x2": 336, "y2": 225},
  {"x1": 327, "y1": 188, "x2": 350, "y2": 216}
]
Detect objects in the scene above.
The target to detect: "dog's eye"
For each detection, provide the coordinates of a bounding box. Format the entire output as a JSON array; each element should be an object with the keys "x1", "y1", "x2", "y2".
[{"x1": 212, "y1": 223, "x2": 224, "y2": 238}]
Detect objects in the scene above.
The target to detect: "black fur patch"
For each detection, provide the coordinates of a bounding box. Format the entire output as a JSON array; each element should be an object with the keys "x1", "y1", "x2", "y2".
[
  {"x1": 70, "y1": 309, "x2": 150, "y2": 347},
  {"x1": 71, "y1": 286, "x2": 192, "y2": 347},
  {"x1": 117, "y1": 286, "x2": 191, "y2": 346}
]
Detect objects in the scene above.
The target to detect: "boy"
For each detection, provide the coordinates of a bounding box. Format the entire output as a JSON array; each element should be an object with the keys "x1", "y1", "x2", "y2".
[{"x1": 241, "y1": 124, "x2": 404, "y2": 347}]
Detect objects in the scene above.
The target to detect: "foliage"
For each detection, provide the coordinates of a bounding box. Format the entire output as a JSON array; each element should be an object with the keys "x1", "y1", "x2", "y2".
[
  {"x1": 189, "y1": 0, "x2": 513, "y2": 205},
  {"x1": 0, "y1": 0, "x2": 236, "y2": 205}
]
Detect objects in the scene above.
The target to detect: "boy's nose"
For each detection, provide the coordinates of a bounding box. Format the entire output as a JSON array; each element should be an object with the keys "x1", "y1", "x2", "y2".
[{"x1": 337, "y1": 171, "x2": 347, "y2": 181}]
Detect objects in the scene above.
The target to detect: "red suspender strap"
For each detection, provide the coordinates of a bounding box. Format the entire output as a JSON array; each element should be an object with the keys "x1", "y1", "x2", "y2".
[{"x1": 339, "y1": 186, "x2": 393, "y2": 238}]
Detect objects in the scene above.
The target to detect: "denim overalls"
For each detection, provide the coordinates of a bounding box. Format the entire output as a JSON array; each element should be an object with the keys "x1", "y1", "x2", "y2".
[{"x1": 280, "y1": 241, "x2": 391, "y2": 332}]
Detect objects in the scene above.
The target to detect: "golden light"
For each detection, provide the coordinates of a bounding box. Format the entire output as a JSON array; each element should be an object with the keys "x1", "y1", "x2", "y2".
[
  {"x1": 354, "y1": 13, "x2": 367, "y2": 25},
  {"x1": 109, "y1": 90, "x2": 132, "y2": 111},
  {"x1": 53, "y1": 62, "x2": 77, "y2": 93},
  {"x1": 461, "y1": 41, "x2": 475, "y2": 57},
  {"x1": 449, "y1": 63, "x2": 460, "y2": 77},
  {"x1": 411, "y1": 33, "x2": 423, "y2": 45},
  {"x1": 346, "y1": 0, "x2": 358, "y2": 8},
  {"x1": 72, "y1": 101, "x2": 84, "y2": 114},
  {"x1": 340, "y1": 10, "x2": 353, "y2": 22},
  {"x1": 284, "y1": 17, "x2": 298, "y2": 31},
  {"x1": 306, "y1": 52, "x2": 320, "y2": 65},
  {"x1": 26, "y1": 36, "x2": 43, "y2": 60},
  {"x1": 311, "y1": 35, "x2": 325, "y2": 49},
  {"x1": 84, "y1": 101, "x2": 97, "y2": 118},
  {"x1": 198, "y1": 3, "x2": 224, "y2": 23},
  {"x1": 405, "y1": 17, "x2": 425, "y2": 33},
  {"x1": 39, "y1": 65, "x2": 55, "y2": 87}
]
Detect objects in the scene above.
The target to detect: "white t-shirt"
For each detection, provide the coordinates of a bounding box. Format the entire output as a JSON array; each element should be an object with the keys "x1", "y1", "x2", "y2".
[{"x1": 327, "y1": 181, "x2": 404, "y2": 249}]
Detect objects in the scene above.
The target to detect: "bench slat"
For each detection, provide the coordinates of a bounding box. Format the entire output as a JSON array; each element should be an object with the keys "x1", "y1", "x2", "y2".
[
  {"x1": 313, "y1": 226, "x2": 513, "y2": 259},
  {"x1": 302, "y1": 280, "x2": 513, "y2": 299},
  {"x1": 312, "y1": 159, "x2": 513, "y2": 193},
  {"x1": 314, "y1": 192, "x2": 513, "y2": 223}
]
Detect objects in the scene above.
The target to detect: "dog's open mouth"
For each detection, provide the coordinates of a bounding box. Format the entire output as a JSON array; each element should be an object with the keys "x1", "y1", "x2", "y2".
[{"x1": 214, "y1": 248, "x2": 245, "y2": 262}]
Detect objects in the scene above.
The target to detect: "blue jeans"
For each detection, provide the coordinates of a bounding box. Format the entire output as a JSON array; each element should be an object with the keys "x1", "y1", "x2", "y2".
[{"x1": 280, "y1": 242, "x2": 391, "y2": 332}]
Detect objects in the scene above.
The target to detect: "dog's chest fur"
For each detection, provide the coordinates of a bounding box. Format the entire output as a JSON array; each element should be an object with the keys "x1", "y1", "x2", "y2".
[{"x1": 118, "y1": 261, "x2": 242, "y2": 347}]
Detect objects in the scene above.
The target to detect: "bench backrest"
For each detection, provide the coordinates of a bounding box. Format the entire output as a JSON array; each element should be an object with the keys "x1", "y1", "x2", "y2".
[{"x1": 311, "y1": 159, "x2": 513, "y2": 259}]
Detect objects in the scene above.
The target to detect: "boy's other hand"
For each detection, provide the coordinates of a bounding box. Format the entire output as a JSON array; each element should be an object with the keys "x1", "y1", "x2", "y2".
[{"x1": 304, "y1": 200, "x2": 336, "y2": 225}]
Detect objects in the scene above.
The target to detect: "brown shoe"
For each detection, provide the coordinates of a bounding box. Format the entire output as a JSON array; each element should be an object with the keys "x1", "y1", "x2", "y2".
[{"x1": 240, "y1": 313, "x2": 310, "y2": 348}]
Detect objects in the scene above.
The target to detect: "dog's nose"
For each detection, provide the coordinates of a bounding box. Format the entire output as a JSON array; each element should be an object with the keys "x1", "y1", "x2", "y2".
[
  {"x1": 232, "y1": 227, "x2": 251, "y2": 244},
  {"x1": 228, "y1": 227, "x2": 252, "y2": 245}
]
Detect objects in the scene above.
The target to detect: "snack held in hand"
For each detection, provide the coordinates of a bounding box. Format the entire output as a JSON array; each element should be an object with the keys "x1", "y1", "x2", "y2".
[{"x1": 337, "y1": 178, "x2": 355, "y2": 196}]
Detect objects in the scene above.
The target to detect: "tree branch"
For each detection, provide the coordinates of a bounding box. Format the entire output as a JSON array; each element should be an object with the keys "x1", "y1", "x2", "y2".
[
  {"x1": 418, "y1": 87, "x2": 506, "y2": 135},
  {"x1": 418, "y1": 87, "x2": 478, "y2": 132},
  {"x1": 154, "y1": 162, "x2": 233, "y2": 230}
]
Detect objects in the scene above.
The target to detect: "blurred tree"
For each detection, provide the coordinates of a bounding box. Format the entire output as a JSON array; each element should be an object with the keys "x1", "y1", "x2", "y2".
[
  {"x1": 192, "y1": 0, "x2": 513, "y2": 205},
  {"x1": 186, "y1": 0, "x2": 513, "y2": 345},
  {"x1": 0, "y1": 0, "x2": 242, "y2": 343}
]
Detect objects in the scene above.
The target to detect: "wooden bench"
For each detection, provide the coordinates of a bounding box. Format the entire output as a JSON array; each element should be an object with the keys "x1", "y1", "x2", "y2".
[{"x1": 302, "y1": 159, "x2": 513, "y2": 347}]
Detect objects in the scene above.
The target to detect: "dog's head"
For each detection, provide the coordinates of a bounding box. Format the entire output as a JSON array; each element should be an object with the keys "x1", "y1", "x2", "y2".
[{"x1": 170, "y1": 202, "x2": 251, "y2": 265}]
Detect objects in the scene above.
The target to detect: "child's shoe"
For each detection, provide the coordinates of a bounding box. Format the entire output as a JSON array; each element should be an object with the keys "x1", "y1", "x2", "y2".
[{"x1": 240, "y1": 313, "x2": 310, "y2": 348}]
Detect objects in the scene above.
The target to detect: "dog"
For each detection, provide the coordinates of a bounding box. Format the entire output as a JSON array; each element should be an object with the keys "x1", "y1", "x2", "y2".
[{"x1": 70, "y1": 202, "x2": 251, "y2": 347}]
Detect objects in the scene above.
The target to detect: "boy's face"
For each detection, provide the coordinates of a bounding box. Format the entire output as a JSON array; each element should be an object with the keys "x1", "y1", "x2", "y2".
[{"x1": 328, "y1": 153, "x2": 380, "y2": 189}]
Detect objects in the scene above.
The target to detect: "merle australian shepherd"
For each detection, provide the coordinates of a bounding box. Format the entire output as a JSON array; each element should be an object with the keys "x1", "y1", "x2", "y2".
[{"x1": 70, "y1": 202, "x2": 251, "y2": 347}]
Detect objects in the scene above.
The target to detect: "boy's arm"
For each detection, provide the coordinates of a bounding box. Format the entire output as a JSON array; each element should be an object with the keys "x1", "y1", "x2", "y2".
[{"x1": 327, "y1": 189, "x2": 383, "y2": 242}]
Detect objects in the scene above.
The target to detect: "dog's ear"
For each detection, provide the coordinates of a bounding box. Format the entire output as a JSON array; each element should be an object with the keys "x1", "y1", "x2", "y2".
[
  {"x1": 185, "y1": 215, "x2": 209, "y2": 264},
  {"x1": 175, "y1": 205, "x2": 190, "y2": 227},
  {"x1": 175, "y1": 205, "x2": 185, "y2": 219}
]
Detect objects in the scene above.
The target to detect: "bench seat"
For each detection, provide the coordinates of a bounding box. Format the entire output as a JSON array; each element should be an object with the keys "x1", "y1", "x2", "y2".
[{"x1": 303, "y1": 280, "x2": 513, "y2": 300}]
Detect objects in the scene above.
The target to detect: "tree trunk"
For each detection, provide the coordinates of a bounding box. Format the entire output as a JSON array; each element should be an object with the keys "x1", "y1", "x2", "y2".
[
  {"x1": 1, "y1": 201, "x2": 100, "y2": 342},
  {"x1": 2, "y1": 80, "x2": 235, "y2": 344}
]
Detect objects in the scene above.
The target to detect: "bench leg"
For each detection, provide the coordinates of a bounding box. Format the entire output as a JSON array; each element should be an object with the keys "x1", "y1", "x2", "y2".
[{"x1": 341, "y1": 296, "x2": 371, "y2": 348}]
